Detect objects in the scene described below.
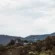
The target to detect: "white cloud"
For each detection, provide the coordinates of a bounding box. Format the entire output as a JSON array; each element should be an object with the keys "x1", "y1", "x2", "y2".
[{"x1": 0, "y1": 0, "x2": 54, "y2": 37}]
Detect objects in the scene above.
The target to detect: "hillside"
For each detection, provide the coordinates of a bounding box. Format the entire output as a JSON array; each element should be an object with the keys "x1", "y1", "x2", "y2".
[
  {"x1": 0, "y1": 32, "x2": 55, "y2": 44},
  {"x1": 0, "y1": 35, "x2": 55, "y2": 55},
  {"x1": 25, "y1": 32, "x2": 55, "y2": 41},
  {"x1": 0, "y1": 35, "x2": 23, "y2": 45}
]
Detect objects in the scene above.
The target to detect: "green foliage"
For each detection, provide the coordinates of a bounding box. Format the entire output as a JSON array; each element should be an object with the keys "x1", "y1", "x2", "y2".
[{"x1": 23, "y1": 40, "x2": 28, "y2": 43}]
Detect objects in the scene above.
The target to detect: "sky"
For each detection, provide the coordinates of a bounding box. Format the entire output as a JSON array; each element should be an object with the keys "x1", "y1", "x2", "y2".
[{"x1": 0, "y1": 0, "x2": 55, "y2": 37}]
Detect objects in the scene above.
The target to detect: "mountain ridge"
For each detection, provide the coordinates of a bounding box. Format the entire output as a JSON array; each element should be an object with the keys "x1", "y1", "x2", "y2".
[{"x1": 0, "y1": 32, "x2": 55, "y2": 44}]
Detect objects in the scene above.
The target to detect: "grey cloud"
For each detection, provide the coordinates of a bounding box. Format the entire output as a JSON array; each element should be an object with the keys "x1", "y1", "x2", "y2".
[
  {"x1": 0, "y1": 0, "x2": 54, "y2": 18},
  {"x1": 0, "y1": 0, "x2": 54, "y2": 37}
]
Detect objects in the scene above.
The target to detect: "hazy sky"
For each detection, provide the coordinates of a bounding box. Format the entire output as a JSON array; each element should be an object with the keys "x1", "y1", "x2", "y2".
[{"x1": 0, "y1": 0, "x2": 55, "y2": 37}]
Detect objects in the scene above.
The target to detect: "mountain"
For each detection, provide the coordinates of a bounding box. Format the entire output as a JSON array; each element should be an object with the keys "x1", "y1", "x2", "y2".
[
  {"x1": 0, "y1": 35, "x2": 23, "y2": 45},
  {"x1": 0, "y1": 32, "x2": 55, "y2": 45},
  {"x1": 25, "y1": 32, "x2": 55, "y2": 42}
]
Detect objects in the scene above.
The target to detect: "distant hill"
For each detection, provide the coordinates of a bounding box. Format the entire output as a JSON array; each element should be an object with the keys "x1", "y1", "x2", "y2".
[
  {"x1": 0, "y1": 32, "x2": 55, "y2": 45},
  {"x1": 25, "y1": 32, "x2": 55, "y2": 42},
  {"x1": 0, "y1": 35, "x2": 23, "y2": 45}
]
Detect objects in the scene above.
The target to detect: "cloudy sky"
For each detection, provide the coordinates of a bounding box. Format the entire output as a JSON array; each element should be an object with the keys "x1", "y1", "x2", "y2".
[{"x1": 0, "y1": 0, "x2": 55, "y2": 37}]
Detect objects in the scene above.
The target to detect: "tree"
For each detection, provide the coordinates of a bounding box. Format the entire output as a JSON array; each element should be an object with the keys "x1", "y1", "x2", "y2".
[
  {"x1": 36, "y1": 40, "x2": 43, "y2": 52},
  {"x1": 45, "y1": 36, "x2": 53, "y2": 50},
  {"x1": 7, "y1": 39, "x2": 15, "y2": 46}
]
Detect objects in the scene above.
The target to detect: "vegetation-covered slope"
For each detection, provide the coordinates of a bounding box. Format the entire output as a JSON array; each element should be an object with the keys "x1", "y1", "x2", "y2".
[{"x1": 0, "y1": 36, "x2": 55, "y2": 55}]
